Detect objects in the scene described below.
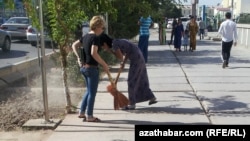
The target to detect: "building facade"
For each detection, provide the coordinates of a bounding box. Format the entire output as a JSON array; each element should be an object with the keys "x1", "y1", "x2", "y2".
[
  {"x1": 221, "y1": 0, "x2": 250, "y2": 19},
  {"x1": 0, "y1": 0, "x2": 26, "y2": 21}
]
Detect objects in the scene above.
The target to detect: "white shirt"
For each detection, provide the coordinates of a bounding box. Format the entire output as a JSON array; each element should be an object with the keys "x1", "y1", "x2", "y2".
[{"x1": 218, "y1": 19, "x2": 238, "y2": 43}]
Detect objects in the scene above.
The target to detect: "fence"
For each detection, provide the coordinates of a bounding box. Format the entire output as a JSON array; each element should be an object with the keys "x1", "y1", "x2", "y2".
[{"x1": 237, "y1": 24, "x2": 250, "y2": 49}]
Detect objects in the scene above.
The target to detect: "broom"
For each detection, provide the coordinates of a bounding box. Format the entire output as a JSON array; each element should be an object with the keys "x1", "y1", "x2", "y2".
[{"x1": 106, "y1": 62, "x2": 129, "y2": 110}]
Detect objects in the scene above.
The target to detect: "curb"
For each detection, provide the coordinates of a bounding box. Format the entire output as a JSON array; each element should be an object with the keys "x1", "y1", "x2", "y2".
[{"x1": 0, "y1": 52, "x2": 57, "y2": 88}]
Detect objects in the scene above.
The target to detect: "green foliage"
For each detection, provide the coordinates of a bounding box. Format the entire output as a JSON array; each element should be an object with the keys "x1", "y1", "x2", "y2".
[
  {"x1": 7, "y1": 0, "x2": 187, "y2": 85},
  {"x1": 238, "y1": 13, "x2": 250, "y2": 24},
  {"x1": 66, "y1": 52, "x2": 84, "y2": 86},
  {"x1": 65, "y1": 50, "x2": 117, "y2": 86},
  {"x1": 3, "y1": 0, "x2": 15, "y2": 9},
  {"x1": 107, "y1": 0, "x2": 185, "y2": 38}
]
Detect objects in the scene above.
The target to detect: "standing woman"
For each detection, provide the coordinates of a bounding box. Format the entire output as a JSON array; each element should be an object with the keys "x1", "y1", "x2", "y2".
[
  {"x1": 159, "y1": 17, "x2": 166, "y2": 45},
  {"x1": 100, "y1": 34, "x2": 157, "y2": 110},
  {"x1": 187, "y1": 16, "x2": 198, "y2": 51},
  {"x1": 71, "y1": 16, "x2": 109, "y2": 122},
  {"x1": 173, "y1": 18, "x2": 184, "y2": 52}
]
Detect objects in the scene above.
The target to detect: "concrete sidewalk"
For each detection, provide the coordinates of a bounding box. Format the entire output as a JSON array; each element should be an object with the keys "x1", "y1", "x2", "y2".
[{"x1": 46, "y1": 29, "x2": 250, "y2": 141}]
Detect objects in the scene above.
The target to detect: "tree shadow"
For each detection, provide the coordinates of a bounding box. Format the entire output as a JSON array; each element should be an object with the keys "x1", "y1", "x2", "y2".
[
  {"x1": 0, "y1": 50, "x2": 29, "y2": 59},
  {"x1": 199, "y1": 95, "x2": 250, "y2": 113}
]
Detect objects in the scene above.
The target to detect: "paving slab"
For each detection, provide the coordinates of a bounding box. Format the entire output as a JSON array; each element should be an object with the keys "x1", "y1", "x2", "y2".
[
  {"x1": 44, "y1": 29, "x2": 250, "y2": 141},
  {"x1": 197, "y1": 92, "x2": 250, "y2": 113}
]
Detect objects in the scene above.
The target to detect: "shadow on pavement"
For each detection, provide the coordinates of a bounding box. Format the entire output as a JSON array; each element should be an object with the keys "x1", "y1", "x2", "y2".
[{"x1": 0, "y1": 50, "x2": 29, "y2": 59}]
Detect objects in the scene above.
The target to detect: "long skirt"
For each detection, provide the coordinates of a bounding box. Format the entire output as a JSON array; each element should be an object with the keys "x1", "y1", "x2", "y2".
[{"x1": 127, "y1": 50, "x2": 155, "y2": 105}]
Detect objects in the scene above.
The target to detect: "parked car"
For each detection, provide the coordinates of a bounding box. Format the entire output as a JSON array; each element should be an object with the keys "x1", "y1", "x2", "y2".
[
  {"x1": 26, "y1": 25, "x2": 54, "y2": 48},
  {"x1": 0, "y1": 29, "x2": 11, "y2": 52},
  {"x1": 0, "y1": 17, "x2": 30, "y2": 40},
  {"x1": 167, "y1": 19, "x2": 173, "y2": 29},
  {"x1": 0, "y1": 17, "x2": 5, "y2": 26}
]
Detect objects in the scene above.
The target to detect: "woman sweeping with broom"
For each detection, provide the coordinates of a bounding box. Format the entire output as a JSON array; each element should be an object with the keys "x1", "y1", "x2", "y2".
[{"x1": 100, "y1": 33, "x2": 157, "y2": 110}]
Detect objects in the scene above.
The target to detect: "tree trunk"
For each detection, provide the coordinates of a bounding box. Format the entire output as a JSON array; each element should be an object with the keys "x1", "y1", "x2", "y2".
[{"x1": 60, "y1": 46, "x2": 73, "y2": 113}]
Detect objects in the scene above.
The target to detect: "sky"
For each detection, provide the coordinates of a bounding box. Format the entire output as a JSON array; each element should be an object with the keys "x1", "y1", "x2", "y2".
[{"x1": 183, "y1": 0, "x2": 222, "y2": 6}]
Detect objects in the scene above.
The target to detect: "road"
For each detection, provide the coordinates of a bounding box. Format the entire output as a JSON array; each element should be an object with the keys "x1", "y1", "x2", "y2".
[{"x1": 0, "y1": 40, "x2": 56, "y2": 68}]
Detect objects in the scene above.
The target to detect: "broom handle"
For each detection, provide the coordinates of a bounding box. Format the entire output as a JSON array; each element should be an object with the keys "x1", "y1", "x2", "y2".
[
  {"x1": 114, "y1": 61, "x2": 125, "y2": 85},
  {"x1": 107, "y1": 71, "x2": 116, "y2": 87}
]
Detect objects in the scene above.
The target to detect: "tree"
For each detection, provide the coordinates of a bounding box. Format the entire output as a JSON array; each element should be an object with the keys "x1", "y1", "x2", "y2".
[
  {"x1": 107, "y1": 0, "x2": 187, "y2": 39},
  {"x1": 21, "y1": 0, "x2": 115, "y2": 113},
  {"x1": 6, "y1": 0, "x2": 187, "y2": 114}
]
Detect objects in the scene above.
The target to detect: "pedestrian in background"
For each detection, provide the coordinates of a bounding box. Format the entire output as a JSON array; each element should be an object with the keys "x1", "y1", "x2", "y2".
[
  {"x1": 198, "y1": 17, "x2": 205, "y2": 40},
  {"x1": 159, "y1": 17, "x2": 166, "y2": 45},
  {"x1": 138, "y1": 15, "x2": 153, "y2": 63},
  {"x1": 182, "y1": 29, "x2": 189, "y2": 51},
  {"x1": 218, "y1": 12, "x2": 238, "y2": 68},
  {"x1": 168, "y1": 17, "x2": 177, "y2": 45},
  {"x1": 187, "y1": 16, "x2": 198, "y2": 51},
  {"x1": 100, "y1": 33, "x2": 158, "y2": 110},
  {"x1": 71, "y1": 15, "x2": 109, "y2": 122},
  {"x1": 173, "y1": 18, "x2": 184, "y2": 52}
]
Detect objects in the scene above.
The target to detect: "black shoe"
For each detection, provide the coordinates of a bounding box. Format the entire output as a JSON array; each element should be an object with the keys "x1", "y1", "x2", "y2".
[
  {"x1": 149, "y1": 98, "x2": 158, "y2": 105},
  {"x1": 121, "y1": 105, "x2": 135, "y2": 110},
  {"x1": 222, "y1": 61, "x2": 227, "y2": 68}
]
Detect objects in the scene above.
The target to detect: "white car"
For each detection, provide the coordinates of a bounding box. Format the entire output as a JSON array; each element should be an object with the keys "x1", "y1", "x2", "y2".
[
  {"x1": 26, "y1": 25, "x2": 53, "y2": 47},
  {"x1": 167, "y1": 19, "x2": 173, "y2": 29},
  {"x1": 0, "y1": 17, "x2": 30, "y2": 40}
]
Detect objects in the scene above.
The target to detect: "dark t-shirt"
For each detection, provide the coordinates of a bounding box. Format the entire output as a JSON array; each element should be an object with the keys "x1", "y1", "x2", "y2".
[{"x1": 79, "y1": 33, "x2": 101, "y2": 66}]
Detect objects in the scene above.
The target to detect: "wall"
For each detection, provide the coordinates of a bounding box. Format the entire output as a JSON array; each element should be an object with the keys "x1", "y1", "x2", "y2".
[{"x1": 237, "y1": 24, "x2": 250, "y2": 48}]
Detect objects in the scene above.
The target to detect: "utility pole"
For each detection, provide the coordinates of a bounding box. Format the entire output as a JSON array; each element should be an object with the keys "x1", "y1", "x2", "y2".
[
  {"x1": 38, "y1": 0, "x2": 50, "y2": 122},
  {"x1": 191, "y1": 0, "x2": 199, "y2": 17},
  {"x1": 231, "y1": 0, "x2": 234, "y2": 18}
]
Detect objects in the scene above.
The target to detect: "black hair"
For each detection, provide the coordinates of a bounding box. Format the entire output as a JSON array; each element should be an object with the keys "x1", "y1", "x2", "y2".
[
  {"x1": 225, "y1": 12, "x2": 231, "y2": 19},
  {"x1": 99, "y1": 33, "x2": 113, "y2": 48}
]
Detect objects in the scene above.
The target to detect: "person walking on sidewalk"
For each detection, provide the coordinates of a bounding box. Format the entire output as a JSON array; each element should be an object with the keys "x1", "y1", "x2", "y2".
[
  {"x1": 173, "y1": 18, "x2": 184, "y2": 52},
  {"x1": 168, "y1": 17, "x2": 177, "y2": 45},
  {"x1": 71, "y1": 16, "x2": 110, "y2": 122},
  {"x1": 138, "y1": 15, "x2": 153, "y2": 63},
  {"x1": 218, "y1": 12, "x2": 238, "y2": 68},
  {"x1": 198, "y1": 17, "x2": 205, "y2": 40},
  {"x1": 100, "y1": 33, "x2": 158, "y2": 110},
  {"x1": 182, "y1": 29, "x2": 189, "y2": 51},
  {"x1": 187, "y1": 16, "x2": 198, "y2": 51}
]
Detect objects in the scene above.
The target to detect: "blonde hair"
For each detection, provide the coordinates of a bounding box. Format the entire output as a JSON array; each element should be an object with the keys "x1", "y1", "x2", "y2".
[{"x1": 89, "y1": 15, "x2": 105, "y2": 30}]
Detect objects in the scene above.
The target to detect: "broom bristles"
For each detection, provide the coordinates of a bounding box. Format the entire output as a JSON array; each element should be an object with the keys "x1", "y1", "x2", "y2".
[
  {"x1": 107, "y1": 84, "x2": 129, "y2": 110},
  {"x1": 117, "y1": 91, "x2": 129, "y2": 108}
]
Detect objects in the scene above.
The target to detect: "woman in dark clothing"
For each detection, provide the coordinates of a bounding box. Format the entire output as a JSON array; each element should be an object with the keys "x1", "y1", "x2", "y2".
[
  {"x1": 173, "y1": 18, "x2": 184, "y2": 52},
  {"x1": 71, "y1": 16, "x2": 109, "y2": 122},
  {"x1": 100, "y1": 33, "x2": 157, "y2": 110}
]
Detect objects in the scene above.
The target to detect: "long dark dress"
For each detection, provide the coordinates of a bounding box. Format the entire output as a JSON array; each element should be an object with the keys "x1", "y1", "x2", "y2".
[
  {"x1": 174, "y1": 23, "x2": 184, "y2": 49},
  {"x1": 112, "y1": 39, "x2": 155, "y2": 105}
]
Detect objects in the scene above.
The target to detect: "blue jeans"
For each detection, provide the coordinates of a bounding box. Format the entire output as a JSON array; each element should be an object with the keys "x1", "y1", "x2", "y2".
[
  {"x1": 80, "y1": 67, "x2": 99, "y2": 117},
  {"x1": 138, "y1": 35, "x2": 149, "y2": 63}
]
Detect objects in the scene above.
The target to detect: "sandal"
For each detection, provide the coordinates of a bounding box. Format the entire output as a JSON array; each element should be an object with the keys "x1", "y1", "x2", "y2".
[{"x1": 87, "y1": 117, "x2": 101, "y2": 122}]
